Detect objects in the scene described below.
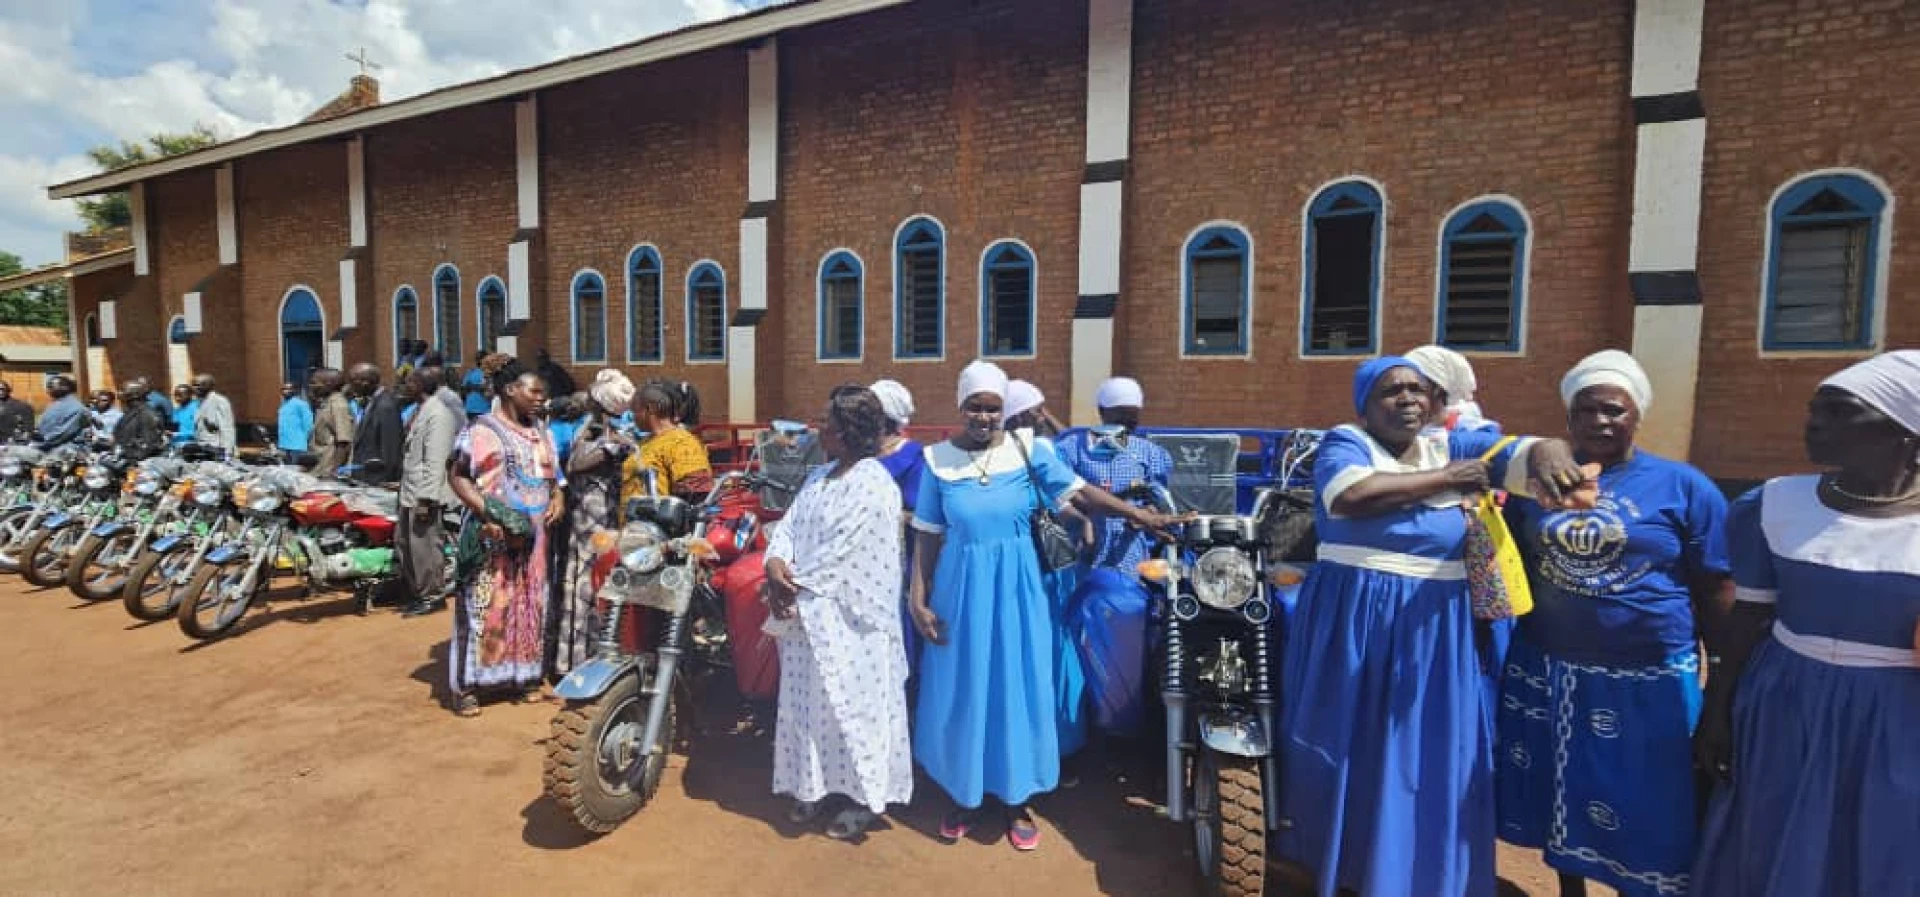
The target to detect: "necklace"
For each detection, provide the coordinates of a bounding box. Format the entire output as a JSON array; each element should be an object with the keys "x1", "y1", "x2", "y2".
[
  {"x1": 1822, "y1": 472, "x2": 1920, "y2": 505},
  {"x1": 966, "y1": 440, "x2": 999, "y2": 485}
]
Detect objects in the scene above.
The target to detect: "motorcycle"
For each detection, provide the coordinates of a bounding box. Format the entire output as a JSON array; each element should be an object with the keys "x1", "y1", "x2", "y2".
[
  {"x1": 65, "y1": 455, "x2": 192, "y2": 600},
  {"x1": 175, "y1": 467, "x2": 454, "y2": 641},
  {"x1": 18, "y1": 447, "x2": 135, "y2": 588},
  {"x1": 0, "y1": 443, "x2": 46, "y2": 509},
  {"x1": 0, "y1": 444, "x2": 87, "y2": 573},
  {"x1": 121, "y1": 457, "x2": 247, "y2": 621},
  {"x1": 543, "y1": 465, "x2": 792, "y2": 835},
  {"x1": 1135, "y1": 429, "x2": 1321, "y2": 897}
]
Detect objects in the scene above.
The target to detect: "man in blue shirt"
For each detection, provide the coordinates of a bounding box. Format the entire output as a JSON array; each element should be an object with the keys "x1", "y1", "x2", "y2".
[
  {"x1": 277, "y1": 382, "x2": 313, "y2": 454},
  {"x1": 169, "y1": 384, "x2": 199, "y2": 448},
  {"x1": 35, "y1": 375, "x2": 87, "y2": 449},
  {"x1": 138, "y1": 377, "x2": 173, "y2": 421},
  {"x1": 460, "y1": 348, "x2": 491, "y2": 419}
]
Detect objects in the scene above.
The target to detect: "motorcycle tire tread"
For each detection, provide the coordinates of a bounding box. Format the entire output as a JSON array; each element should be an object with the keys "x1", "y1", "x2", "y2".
[
  {"x1": 18, "y1": 525, "x2": 70, "y2": 589},
  {"x1": 176, "y1": 563, "x2": 251, "y2": 641},
  {"x1": 65, "y1": 533, "x2": 129, "y2": 602},
  {"x1": 1212, "y1": 756, "x2": 1266, "y2": 897},
  {"x1": 541, "y1": 675, "x2": 677, "y2": 836},
  {"x1": 122, "y1": 548, "x2": 187, "y2": 622}
]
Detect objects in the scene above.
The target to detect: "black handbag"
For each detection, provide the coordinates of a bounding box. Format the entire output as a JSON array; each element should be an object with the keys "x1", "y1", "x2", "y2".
[{"x1": 1011, "y1": 434, "x2": 1080, "y2": 573}]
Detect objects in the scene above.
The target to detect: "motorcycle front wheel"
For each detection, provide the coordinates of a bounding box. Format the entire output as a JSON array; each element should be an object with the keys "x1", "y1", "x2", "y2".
[
  {"x1": 176, "y1": 562, "x2": 266, "y2": 641},
  {"x1": 20, "y1": 523, "x2": 83, "y2": 588},
  {"x1": 122, "y1": 546, "x2": 197, "y2": 621},
  {"x1": 1193, "y1": 749, "x2": 1267, "y2": 897},
  {"x1": 66, "y1": 530, "x2": 143, "y2": 601},
  {"x1": 0, "y1": 507, "x2": 35, "y2": 572},
  {"x1": 543, "y1": 665, "x2": 679, "y2": 835}
]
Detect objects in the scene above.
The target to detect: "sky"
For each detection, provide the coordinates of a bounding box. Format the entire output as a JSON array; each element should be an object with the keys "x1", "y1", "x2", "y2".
[{"x1": 0, "y1": 0, "x2": 782, "y2": 267}]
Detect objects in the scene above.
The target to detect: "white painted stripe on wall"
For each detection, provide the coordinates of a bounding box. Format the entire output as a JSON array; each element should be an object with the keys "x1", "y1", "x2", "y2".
[
  {"x1": 747, "y1": 39, "x2": 779, "y2": 203},
  {"x1": 1084, "y1": 0, "x2": 1133, "y2": 164},
  {"x1": 324, "y1": 339, "x2": 344, "y2": 371},
  {"x1": 183, "y1": 292, "x2": 203, "y2": 333},
  {"x1": 99, "y1": 300, "x2": 118, "y2": 339},
  {"x1": 495, "y1": 335, "x2": 518, "y2": 358},
  {"x1": 740, "y1": 216, "x2": 768, "y2": 311},
  {"x1": 728, "y1": 326, "x2": 756, "y2": 423},
  {"x1": 1628, "y1": 118, "x2": 1706, "y2": 273},
  {"x1": 516, "y1": 97, "x2": 540, "y2": 230},
  {"x1": 1631, "y1": 0, "x2": 1705, "y2": 97},
  {"x1": 130, "y1": 183, "x2": 149, "y2": 276},
  {"x1": 215, "y1": 165, "x2": 237, "y2": 265},
  {"x1": 338, "y1": 258, "x2": 358, "y2": 329},
  {"x1": 1078, "y1": 181, "x2": 1123, "y2": 297},
  {"x1": 507, "y1": 240, "x2": 531, "y2": 320},
  {"x1": 1069, "y1": 318, "x2": 1114, "y2": 426},
  {"x1": 347, "y1": 138, "x2": 368, "y2": 248},
  {"x1": 1630, "y1": 304, "x2": 1702, "y2": 458}
]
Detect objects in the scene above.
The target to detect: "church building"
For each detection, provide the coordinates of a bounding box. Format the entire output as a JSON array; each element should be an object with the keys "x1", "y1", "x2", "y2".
[{"x1": 38, "y1": 0, "x2": 1919, "y2": 480}]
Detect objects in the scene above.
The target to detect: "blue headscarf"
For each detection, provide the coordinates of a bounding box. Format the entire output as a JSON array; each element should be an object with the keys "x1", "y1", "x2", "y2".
[{"x1": 1352, "y1": 355, "x2": 1416, "y2": 416}]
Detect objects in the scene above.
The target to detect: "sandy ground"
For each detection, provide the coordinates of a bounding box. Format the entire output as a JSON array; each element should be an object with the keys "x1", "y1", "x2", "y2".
[{"x1": 0, "y1": 577, "x2": 1606, "y2": 897}]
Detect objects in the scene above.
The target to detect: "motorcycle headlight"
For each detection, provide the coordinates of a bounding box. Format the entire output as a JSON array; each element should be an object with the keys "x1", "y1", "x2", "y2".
[
  {"x1": 83, "y1": 472, "x2": 112, "y2": 490},
  {"x1": 193, "y1": 487, "x2": 225, "y2": 506},
  {"x1": 1193, "y1": 547, "x2": 1258, "y2": 611},
  {"x1": 0, "y1": 463, "x2": 21, "y2": 478},
  {"x1": 617, "y1": 521, "x2": 668, "y2": 574},
  {"x1": 248, "y1": 495, "x2": 282, "y2": 512},
  {"x1": 133, "y1": 473, "x2": 163, "y2": 496}
]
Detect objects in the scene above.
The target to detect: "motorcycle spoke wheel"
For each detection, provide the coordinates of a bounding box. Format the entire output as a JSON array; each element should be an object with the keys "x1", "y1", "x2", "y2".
[
  {"x1": 543, "y1": 667, "x2": 678, "y2": 835},
  {"x1": 176, "y1": 564, "x2": 261, "y2": 641},
  {"x1": 123, "y1": 547, "x2": 195, "y2": 621},
  {"x1": 0, "y1": 510, "x2": 32, "y2": 571},
  {"x1": 68, "y1": 531, "x2": 142, "y2": 601},
  {"x1": 21, "y1": 525, "x2": 77, "y2": 588},
  {"x1": 1194, "y1": 751, "x2": 1267, "y2": 897}
]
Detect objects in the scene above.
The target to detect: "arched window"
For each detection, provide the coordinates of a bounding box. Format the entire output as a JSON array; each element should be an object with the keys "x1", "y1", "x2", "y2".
[
  {"x1": 687, "y1": 262, "x2": 727, "y2": 362},
  {"x1": 571, "y1": 270, "x2": 607, "y2": 363},
  {"x1": 980, "y1": 241, "x2": 1036, "y2": 357},
  {"x1": 477, "y1": 277, "x2": 506, "y2": 355},
  {"x1": 818, "y1": 250, "x2": 863, "y2": 360},
  {"x1": 279, "y1": 287, "x2": 325, "y2": 386},
  {"x1": 168, "y1": 316, "x2": 189, "y2": 344},
  {"x1": 1183, "y1": 225, "x2": 1252, "y2": 356},
  {"x1": 83, "y1": 314, "x2": 101, "y2": 347},
  {"x1": 627, "y1": 246, "x2": 664, "y2": 363},
  {"x1": 392, "y1": 286, "x2": 419, "y2": 364},
  {"x1": 894, "y1": 217, "x2": 945, "y2": 359},
  {"x1": 432, "y1": 264, "x2": 462, "y2": 361},
  {"x1": 1437, "y1": 199, "x2": 1529, "y2": 352},
  {"x1": 1763, "y1": 172, "x2": 1889, "y2": 351},
  {"x1": 1303, "y1": 179, "x2": 1384, "y2": 355}
]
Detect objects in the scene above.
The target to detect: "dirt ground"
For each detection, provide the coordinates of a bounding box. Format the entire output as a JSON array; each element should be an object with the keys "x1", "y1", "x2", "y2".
[{"x1": 0, "y1": 578, "x2": 1605, "y2": 897}]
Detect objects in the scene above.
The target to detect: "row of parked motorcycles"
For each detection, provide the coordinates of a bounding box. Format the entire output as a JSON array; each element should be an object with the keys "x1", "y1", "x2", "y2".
[
  {"x1": 537, "y1": 421, "x2": 1323, "y2": 897},
  {"x1": 0, "y1": 427, "x2": 456, "y2": 641}
]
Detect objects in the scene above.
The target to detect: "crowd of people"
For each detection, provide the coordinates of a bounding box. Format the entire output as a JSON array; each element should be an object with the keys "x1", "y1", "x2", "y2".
[{"x1": 9, "y1": 337, "x2": 1912, "y2": 896}]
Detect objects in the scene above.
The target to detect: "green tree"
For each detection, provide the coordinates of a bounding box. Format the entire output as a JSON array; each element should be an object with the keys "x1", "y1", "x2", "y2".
[
  {"x1": 0, "y1": 251, "x2": 69, "y2": 330},
  {"x1": 74, "y1": 125, "x2": 221, "y2": 233}
]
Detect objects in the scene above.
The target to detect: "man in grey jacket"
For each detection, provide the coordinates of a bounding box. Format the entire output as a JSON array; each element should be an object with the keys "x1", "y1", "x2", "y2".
[
  {"x1": 192, "y1": 374, "x2": 236, "y2": 453},
  {"x1": 398, "y1": 365, "x2": 459, "y2": 617}
]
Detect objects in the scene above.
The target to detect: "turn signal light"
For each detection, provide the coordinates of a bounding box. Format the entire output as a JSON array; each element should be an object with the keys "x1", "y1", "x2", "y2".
[
  {"x1": 588, "y1": 529, "x2": 619, "y2": 554},
  {"x1": 1267, "y1": 564, "x2": 1306, "y2": 587},
  {"x1": 1137, "y1": 559, "x2": 1171, "y2": 583},
  {"x1": 171, "y1": 480, "x2": 194, "y2": 497},
  {"x1": 685, "y1": 537, "x2": 717, "y2": 559}
]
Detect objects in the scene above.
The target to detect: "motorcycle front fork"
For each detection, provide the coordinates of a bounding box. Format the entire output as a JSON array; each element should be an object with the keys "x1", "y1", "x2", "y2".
[{"x1": 636, "y1": 612, "x2": 689, "y2": 760}]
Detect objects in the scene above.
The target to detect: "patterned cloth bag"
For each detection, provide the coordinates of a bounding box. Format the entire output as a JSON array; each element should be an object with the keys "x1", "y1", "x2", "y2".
[{"x1": 1461, "y1": 436, "x2": 1534, "y2": 621}]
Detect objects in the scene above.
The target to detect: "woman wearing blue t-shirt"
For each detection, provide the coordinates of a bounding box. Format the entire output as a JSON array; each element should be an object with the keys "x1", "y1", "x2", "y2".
[{"x1": 1495, "y1": 350, "x2": 1732, "y2": 897}]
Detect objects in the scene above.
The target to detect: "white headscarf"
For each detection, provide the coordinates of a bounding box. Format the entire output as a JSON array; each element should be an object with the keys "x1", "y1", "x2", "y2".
[
  {"x1": 1405, "y1": 345, "x2": 1478, "y2": 403},
  {"x1": 956, "y1": 360, "x2": 1009, "y2": 408},
  {"x1": 588, "y1": 369, "x2": 635, "y2": 413},
  {"x1": 1004, "y1": 380, "x2": 1044, "y2": 420},
  {"x1": 1560, "y1": 349, "x2": 1653, "y2": 412},
  {"x1": 1821, "y1": 350, "x2": 1920, "y2": 435},
  {"x1": 1095, "y1": 376, "x2": 1145, "y2": 410},
  {"x1": 870, "y1": 379, "x2": 915, "y2": 427}
]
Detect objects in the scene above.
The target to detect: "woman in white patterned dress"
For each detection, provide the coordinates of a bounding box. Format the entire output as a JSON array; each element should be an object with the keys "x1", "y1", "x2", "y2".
[{"x1": 764, "y1": 385, "x2": 912, "y2": 840}]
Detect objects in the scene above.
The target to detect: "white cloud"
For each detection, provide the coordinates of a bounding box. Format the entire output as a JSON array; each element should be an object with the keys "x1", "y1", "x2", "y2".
[{"x1": 0, "y1": 0, "x2": 764, "y2": 265}]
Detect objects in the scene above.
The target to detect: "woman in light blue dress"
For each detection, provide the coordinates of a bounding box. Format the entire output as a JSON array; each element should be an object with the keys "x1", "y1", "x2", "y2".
[
  {"x1": 1693, "y1": 351, "x2": 1920, "y2": 897},
  {"x1": 1005, "y1": 378, "x2": 1089, "y2": 760},
  {"x1": 1278, "y1": 357, "x2": 1580, "y2": 897},
  {"x1": 909, "y1": 361, "x2": 1174, "y2": 851}
]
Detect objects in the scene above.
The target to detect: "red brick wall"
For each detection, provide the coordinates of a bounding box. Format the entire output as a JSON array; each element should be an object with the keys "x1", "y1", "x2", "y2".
[
  {"x1": 236, "y1": 141, "x2": 351, "y2": 422},
  {"x1": 1125, "y1": 0, "x2": 1635, "y2": 440},
  {"x1": 539, "y1": 49, "x2": 748, "y2": 418},
  {"x1": 773, "y1": 0, "x2": 1089, "y2": 423},
  {"x1": 70, "y1": 266, "x2": 137, "y2": 396},
  {"x1": 147, "y1": 170, "x2": 219, "y2": 391},
  {"x1": 1694, "y1": 0, "x2": 1920, "y2": 480},
  {"x1": 366, "y1": 103, "x2": 518, "y2": 376}
]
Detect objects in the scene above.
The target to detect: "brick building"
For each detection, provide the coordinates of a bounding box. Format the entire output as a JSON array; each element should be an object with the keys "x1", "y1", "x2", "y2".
[{"x1": 41, "y1": 0, "x2": 1917, "y2": 481}]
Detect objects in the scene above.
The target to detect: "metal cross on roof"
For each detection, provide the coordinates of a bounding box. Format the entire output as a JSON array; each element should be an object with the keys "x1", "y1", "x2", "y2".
[{"x1": 346, "y1": 47, "x2": 382, "y2": 76}]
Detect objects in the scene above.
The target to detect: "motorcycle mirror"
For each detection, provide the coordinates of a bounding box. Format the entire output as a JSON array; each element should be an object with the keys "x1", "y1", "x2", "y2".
[{"x1": 769, "y1": 419, "x2": 809, "y2": 436}]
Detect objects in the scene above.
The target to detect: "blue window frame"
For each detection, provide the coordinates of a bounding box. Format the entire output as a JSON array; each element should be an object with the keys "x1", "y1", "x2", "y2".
[
  {"x1": 894, "y1": 217, "x2": 945, "y2": 359},
  {"x1": 476, "y1": 277, "x2": 506, "y2": 355},
  {"x1": 687, "y1": 262, "x2": 727, "y2": 362},
  {"x1": 1437, "y1": 200, "x2": 1528, "y2": 352},
  {"x1": 169, "y1": 316, "x2": 189, "y2": 344},
  {"x1": 280, "y1": 288, "x2": 324, "y2": 387},
  {"x1": 818, "y1": 251, "x2": 863, "y2": 360},
  {"x1": 571, "y1": 271, "x2": 607, "y2": 363},
  {"x1": 1302, "y1": 180, "x2": 1384, "y2": 355},
  {"x1": 980, "y1": 241, "x2": 1035, "y2": 357},
  {"x1": 432, "y1": 264, "x2": 462, "y2": 361},
  {"x1": 392, "y1": 287, "x2": 419, "y2": 363},
  {"x1": 1764, "y1": 173, "x2": 1887, "y2": 351},
  {"x1": 1183, "y1": 225, "x2": 1251, "y2": 355},
  {"x1": 627, "y1": 246, "x2": 664, "y2": 363}
]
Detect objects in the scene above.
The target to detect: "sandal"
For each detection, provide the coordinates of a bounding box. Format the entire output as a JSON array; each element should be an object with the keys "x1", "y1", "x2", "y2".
[
  {"x1": 826, "y1": 807, "x2": 876, "y2": 841},
  {"x1": 1005, "y1": 806, "x2": 1041, "y2": 851},
  {"x1": 788, "y1": 799, "x2": 825, "y2": 825},
  {"x1": 938, "y1": 807, "x2": 982, "y2": 843},
  {"x1": 452, "y1": 693, "x2": 481, "y2": 718}
]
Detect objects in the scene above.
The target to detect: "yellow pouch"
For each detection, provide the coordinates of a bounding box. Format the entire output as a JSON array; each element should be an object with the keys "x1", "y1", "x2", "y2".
[{"x1": 1462, "y1": 436, "x2": 1533, "y2": 619}]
